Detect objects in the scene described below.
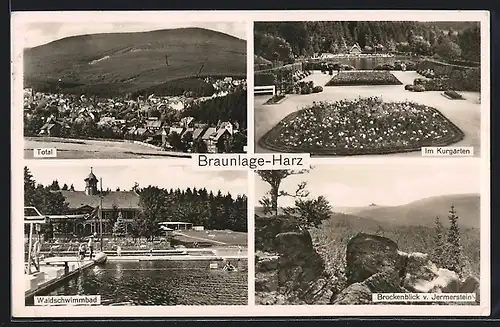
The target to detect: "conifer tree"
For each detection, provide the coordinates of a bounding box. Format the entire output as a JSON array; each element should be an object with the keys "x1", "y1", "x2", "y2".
[
  {"x1": 444, "y1": 205, "x2": 463, "y2": 276},
  {"x1": 112, "y1": 212, "x2": 127, "y2": 237},
  {"x1": 433, "y1": 216, "x2": 445, "y2": 266}
]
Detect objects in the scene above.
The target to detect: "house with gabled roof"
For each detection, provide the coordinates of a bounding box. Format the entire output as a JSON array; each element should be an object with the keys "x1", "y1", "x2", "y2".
[
  {"x1": 49, "y1": 168, "x2": 141, "y2": 238},
  {"x1": 349, "y1": 43, "x2": 362, "y2": 55}
]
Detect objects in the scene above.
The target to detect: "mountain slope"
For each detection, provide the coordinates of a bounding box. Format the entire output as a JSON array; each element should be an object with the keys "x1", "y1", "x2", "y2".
[
  {"x1": 24, "y1": 27, "x2": 246, "y2": 96},
  {"x1": 354, "y1": 194, "x2": 480, "y2": 228}
]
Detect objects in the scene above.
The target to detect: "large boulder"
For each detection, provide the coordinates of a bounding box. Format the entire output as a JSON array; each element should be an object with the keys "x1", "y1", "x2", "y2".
[
  {"x1": 332, "y1": 271, "x2": 407, "y2": 305},
  {"x1": 273, "y1": 229, "x2": 331, "y2": 304},
  {"x1": 332, "y1": 282, "x2": 372, "y2": 305},
  {"x1": 345, "y1": 233, "x2": 401, "y2": 285},
  {"x1": 256, "y1": 256, "x2": 279, "y2": 273},
  {"x1": 460, "y1": 276, "x2": 480, "y2": 303}
]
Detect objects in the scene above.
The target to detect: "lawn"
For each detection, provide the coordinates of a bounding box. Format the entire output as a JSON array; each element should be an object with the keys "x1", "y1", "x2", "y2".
[
  {"x1": 172, "y1": 230, "x2": 248, "y2": 246},
  {"x1": 258, "y1": 97, "x2": 465, "y2": 156},
  {"x1": 325, "y1": 71, "x2": 403, "y2": 86}
]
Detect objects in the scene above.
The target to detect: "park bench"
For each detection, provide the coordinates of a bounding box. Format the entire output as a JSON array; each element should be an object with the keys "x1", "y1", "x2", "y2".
[{"x1": 254, "y1": 85, "x2": 276, "y2": 96}]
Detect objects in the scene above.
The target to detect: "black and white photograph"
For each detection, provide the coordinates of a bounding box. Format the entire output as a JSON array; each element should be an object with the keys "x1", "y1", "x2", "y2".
[
  {"x1": 254, "y1": 162, "x2": 481, "y2": 305},
  {"x1": 254, "y1": 20, "x2": 483, "y2": 157},
  {"x1": 17, "y1": 14, "x2": 247, "y2": 159},
  {"x1": 22, "y1": 164, "x2": 248, "y2": 306}
]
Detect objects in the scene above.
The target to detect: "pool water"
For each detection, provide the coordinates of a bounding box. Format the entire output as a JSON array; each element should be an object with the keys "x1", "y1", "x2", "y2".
[{"x1": 29, "y1": 260, "x2": 248, "y2": 306}]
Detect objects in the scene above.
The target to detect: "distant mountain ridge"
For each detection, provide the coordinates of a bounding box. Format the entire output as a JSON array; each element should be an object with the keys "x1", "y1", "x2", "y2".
[
  {"x1": 24, "y1": 27, "x2": 246, "y2": 96},
  {"x1": 255, "y1": 193, "x2": 480, "y2": 229}
]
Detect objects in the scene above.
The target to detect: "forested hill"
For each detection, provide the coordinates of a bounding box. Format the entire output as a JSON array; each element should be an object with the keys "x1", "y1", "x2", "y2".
[
  {"x1": 255, "y1": 21, "x2": 480, "y2": 63},
  {"x1": 24, "y1": 27, "x2": 246, "y2": 96}
]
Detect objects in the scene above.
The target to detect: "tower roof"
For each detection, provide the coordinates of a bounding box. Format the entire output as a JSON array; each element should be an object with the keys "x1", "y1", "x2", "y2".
[{"x1": 85, "y1": 167, "x2": 98, "y2": 182}]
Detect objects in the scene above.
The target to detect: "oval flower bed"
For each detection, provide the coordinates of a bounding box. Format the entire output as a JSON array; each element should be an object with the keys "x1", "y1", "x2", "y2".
[
  {"x1": 325, "y1": 71, "x2": 403, "y2": 86},
  {"x1": 259, "y1": 97, "x2": 464, "y2": 156}
]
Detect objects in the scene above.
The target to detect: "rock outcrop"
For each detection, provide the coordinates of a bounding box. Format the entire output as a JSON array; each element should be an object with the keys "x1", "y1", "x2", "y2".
[
  {"x1": 255, "y1": 229, "x2": 332, "y2": 305},
  {"x1": 345, "y1": 233, "x2": 401, "y2": 284},
  {"x1": 256, "y1": 230, "x2": 480, "y2": 306}
]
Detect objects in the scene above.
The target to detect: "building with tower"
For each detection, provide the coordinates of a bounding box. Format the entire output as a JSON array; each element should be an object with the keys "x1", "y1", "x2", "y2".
[{"x1": 51, "y1": 168, "x2": 141, "y2": 238}]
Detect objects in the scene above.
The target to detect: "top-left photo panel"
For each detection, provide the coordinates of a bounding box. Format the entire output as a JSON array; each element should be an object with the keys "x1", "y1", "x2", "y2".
[{"x1": 12, "y1": 12, "x2": 248, "y2": 159}]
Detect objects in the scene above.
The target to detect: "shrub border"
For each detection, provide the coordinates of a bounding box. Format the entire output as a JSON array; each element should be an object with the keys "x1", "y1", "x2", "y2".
[
  {"x1": 258, "y1": 104, "x2": 465, "y2": 156},
  {"x1": 263, "y1": 95, "x2": 288, "y2": 105}
]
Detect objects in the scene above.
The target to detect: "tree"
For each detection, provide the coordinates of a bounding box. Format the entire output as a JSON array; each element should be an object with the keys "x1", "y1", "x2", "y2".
[
  {"x1": 458, "y1": 26, "x2": 480, "y2": 62},
  {"x1": 434, "y1": 39, "x2": 462, "y2": 61},
  {"x1": 256, "y1": 169, "x2": 309, "y2": 216},
  {"x1": 61, "y1": 183, "x2": 69, "y2": 191},
  {"x1": 192, "y1": 138, "x2": 208, "y2": 153},
  {"x1": 112, "y1": 212, "x2": 127, "y2": 237},
  {"x1": 136, "y1": 186, "x2": 170, "y2": 241},
  {"x1": 48, "y1": 180, "x2": 61, "y2": 191},
  {"x1": 24, "y1": 167, "x2": 37, "y2": 206},
  {"x1": 181, "y1": 131, "x2": 193, "y2": 151},
  {"x1": 229, "y1": 132, "x2": 247, "y2": 153},
  {"x1": 69, "y1": 184, "x2": 75, "y2": 191},
  {"x1": 433, "y1": 216, "x2": 446, "y2": 266},
  {"x1": 167, "y1": 131, "x2": 183, "y2": 151},
  {"x1": 285, "y1": 195, "x2": 333, "y2": 228},
  {"x1": 444, "y1": 205, "x2": 463, "y2": 276}
]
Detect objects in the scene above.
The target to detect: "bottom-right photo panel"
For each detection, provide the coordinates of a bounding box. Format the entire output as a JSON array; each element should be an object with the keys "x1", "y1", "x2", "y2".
[{"x1": 254, "y1": 161, "x2": 481, "y2": 306}]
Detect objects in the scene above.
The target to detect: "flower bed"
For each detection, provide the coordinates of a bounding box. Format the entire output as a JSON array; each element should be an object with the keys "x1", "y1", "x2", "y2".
[
  {"x1": 374, "y1": 61, "x2": 417, "y2": 71},
  {"x1": 259, "y1": 97, "x2": 464, "y2": 156},
  {"x1": 325, "y1": 71, "x2": 402, "y2": 86}
]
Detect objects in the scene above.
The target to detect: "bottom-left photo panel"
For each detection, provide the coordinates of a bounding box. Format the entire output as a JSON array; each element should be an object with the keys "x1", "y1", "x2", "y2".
[{"x1": 21, "y1": 163, "x2": 249, "y2": 306}]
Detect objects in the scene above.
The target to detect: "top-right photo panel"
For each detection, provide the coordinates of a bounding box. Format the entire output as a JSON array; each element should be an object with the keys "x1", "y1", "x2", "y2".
[{"x1": 254, "y1": 21, "x2": 482, "y2": 157}]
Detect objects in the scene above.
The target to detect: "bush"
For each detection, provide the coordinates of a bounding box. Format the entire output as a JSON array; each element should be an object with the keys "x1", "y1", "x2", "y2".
[
  {"x1": 413, "y1": 78, "x2": 426, "y2": 86},
  {"x1": 413, "y1": 85, "x2": 425, "y2": 92},
  {"x1": 301, "y1": 86, "x2": 312, "y2": 94},
  {"x1": 444, "y1": 90, "x2": 464, "y2": 99},
  {"x1": 255, "y1": 72, "x2": 277, "y2": 86},
  {"x1": 405, "y1": 84, "x2": 414, "y2": 91},
  {"x1": 312, "y1": 86, "x2": 323, "y2": 93}
]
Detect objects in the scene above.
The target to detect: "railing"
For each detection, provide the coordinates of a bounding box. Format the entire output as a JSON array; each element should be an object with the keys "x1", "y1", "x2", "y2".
[{"x1": 254, "y1": 85, "x2": 276, "y2": 96}]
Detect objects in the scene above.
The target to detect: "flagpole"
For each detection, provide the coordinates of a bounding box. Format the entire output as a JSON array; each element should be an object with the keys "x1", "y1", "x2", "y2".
[{"x1": 100, "y1": 178, "x2": 103, "y2": 251}]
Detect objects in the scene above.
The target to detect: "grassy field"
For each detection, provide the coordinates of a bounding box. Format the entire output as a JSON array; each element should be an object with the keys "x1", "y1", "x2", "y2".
[
  {"x1": 24, "y1": 27, "x2": 246, "y2": 96},
  {"x1": 173, "y1": 230, "x2": 248, "y2": 246}
]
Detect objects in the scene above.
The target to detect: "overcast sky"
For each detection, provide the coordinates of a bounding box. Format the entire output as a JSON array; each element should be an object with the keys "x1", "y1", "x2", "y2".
[
  {"x1": 19, "y1": 19, "x2": 246, "y2": 48},
  {"x1": 254, "y1": 161, "x2": 480, "y2": 207},
  {"x1": 26, "y1": 165, "x2": 247, "y2": 196}
]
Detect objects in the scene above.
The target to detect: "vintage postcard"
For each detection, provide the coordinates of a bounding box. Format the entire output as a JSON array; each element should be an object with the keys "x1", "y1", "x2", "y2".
[
  {"x1": 255, "y1": 162, "x2": 482, "y2": 306},
  {"x1": 13, "y1": 12, "x2": 248, "y2": 160},
  {"x1": 17, "y1": 161, "x2": 249, "y2": 309},
  {"x1": 254, "y1": 18, "x2": 485, "y2": 158},
  {"x1": 11, "y1": 10, "x2": 490, "y2": 318}
]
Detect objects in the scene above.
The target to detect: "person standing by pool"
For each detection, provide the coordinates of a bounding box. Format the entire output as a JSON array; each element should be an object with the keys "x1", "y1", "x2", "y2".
[
  {"x1": 88, "y1": 234, "x2": 95, "y2": 259},
  {"x1": 78, "y1": 242, "x2": 86, "y2": 261}
]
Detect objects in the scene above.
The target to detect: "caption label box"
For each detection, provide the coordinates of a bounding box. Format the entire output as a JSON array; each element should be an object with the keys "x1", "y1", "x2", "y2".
[
  {"x1": 421, "y1": 147, "x2": 474, "y2": 157},
  {"x1": 33, "y1": 148, "x2": 57, "y2": 158}
]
